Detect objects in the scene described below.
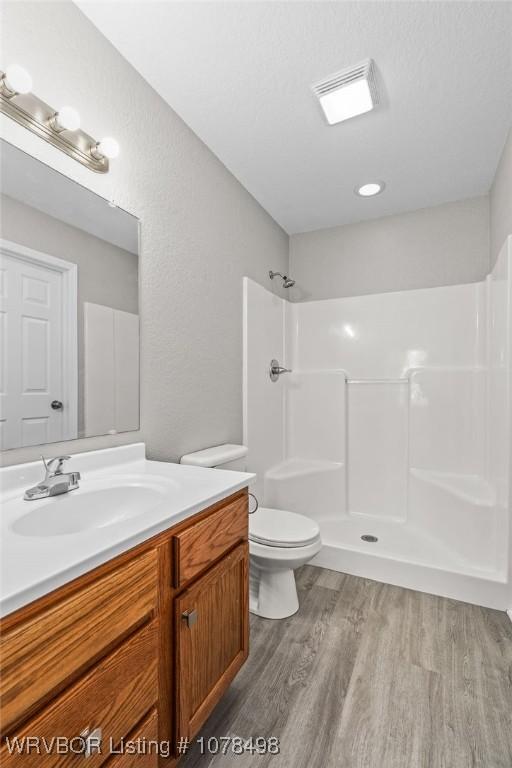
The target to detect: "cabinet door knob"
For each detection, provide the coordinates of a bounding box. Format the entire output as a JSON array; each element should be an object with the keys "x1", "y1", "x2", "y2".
[
  {"x1": 181, "y1": 608, "x2": 197, "y2": 628},
  {"x1": 51, "y1": 400, "x2": 64, "y2": 411}
]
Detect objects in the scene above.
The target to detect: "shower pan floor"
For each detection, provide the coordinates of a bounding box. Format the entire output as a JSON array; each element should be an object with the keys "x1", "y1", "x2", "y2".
[
  {"x1": 312, "y1": 515, "x2": 509, "y2": 610},
  {"x1": 320, "y1": 516, "x2": 456, "y2": 567}
]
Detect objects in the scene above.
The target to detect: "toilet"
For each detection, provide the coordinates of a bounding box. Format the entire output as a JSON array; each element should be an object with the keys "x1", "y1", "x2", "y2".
[{"x1": 180, "y1": 444, "x2": 322, "y2": 619}]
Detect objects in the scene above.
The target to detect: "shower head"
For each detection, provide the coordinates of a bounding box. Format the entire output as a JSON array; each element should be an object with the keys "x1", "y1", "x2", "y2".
[{"x1": 269, "y1": 270, "x2": 295, "y2": 288}]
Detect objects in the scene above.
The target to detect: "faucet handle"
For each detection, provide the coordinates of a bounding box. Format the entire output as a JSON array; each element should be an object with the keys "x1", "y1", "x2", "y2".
[{"x1": 44, "y1": 455, "x2": 72, "y2": 477}]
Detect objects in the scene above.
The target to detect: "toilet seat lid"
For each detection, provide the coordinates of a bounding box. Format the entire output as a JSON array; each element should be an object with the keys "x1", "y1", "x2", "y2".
[{"x1": 249, "y1": 507, "x2": 320, "y2": 548}]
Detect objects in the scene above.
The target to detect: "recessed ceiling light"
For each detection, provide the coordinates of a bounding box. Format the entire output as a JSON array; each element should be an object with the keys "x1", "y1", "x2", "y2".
[
  {"x1": 312, "y1": 59, "x2": 377, "y2": 125},
  {"x1": 355, "y1": 182, "x2": 385, "y2": 197}
]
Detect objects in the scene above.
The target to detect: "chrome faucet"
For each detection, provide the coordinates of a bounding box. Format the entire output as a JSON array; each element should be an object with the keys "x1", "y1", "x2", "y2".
[{"x1": 23, "y1": 456, "x2": 81, "y2": 501}]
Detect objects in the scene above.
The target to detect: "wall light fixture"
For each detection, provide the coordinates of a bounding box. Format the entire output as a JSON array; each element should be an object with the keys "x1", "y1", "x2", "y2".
[{"x1": 0, "y1": 65, "x2": 119, "y2": 173}]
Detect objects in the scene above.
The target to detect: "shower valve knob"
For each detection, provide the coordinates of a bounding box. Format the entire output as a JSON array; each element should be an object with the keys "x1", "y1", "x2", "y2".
[{"x1": 269, "y1": 359, "x2": 292, "y2": 382}]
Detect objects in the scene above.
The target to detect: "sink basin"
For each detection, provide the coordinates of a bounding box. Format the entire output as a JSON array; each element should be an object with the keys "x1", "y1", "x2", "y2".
[{"x1": 11, "y1": 482, "x2": 168, "y2": 537}]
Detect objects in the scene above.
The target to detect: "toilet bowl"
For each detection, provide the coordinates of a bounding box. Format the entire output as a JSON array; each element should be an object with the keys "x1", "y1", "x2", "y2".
[
  {"x1": 249, "y1": 507, "x2": 321, "y2": 619},
  {"x1": 180, "y1": 443, "x2": 322, "y2": 619}
]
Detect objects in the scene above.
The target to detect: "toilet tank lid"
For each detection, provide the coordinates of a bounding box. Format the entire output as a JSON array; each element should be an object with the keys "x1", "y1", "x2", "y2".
[{"x1": 180, "y1": 444, "x2": 248, "y2": 468}]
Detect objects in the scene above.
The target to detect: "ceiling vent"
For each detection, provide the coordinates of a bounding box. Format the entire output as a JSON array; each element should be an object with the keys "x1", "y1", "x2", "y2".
[{"x1": 312, "y1": 59, "x2": 378, "y2": 125}]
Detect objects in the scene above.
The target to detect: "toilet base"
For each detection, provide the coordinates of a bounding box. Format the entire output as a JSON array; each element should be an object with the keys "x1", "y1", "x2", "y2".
[
  {"x1": 248, "y1": 535, "x2": 322, "y2": 620},
  {"x1": 249, "y1": 566, "x2": 299, "y2": 619}
]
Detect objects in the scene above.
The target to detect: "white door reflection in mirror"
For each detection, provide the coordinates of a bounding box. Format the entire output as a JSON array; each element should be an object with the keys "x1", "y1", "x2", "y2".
[
  {"x1": 0, "y1": 240, "x2": 78, "y2": 450},
  {"x1": 84, "y1": 302, "x2": 139, "y2": 437}
]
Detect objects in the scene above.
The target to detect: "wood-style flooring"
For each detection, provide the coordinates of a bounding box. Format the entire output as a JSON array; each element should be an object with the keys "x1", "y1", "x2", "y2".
[{"x1": 180, "y1": 566, "x2": 512, "y2": 768}]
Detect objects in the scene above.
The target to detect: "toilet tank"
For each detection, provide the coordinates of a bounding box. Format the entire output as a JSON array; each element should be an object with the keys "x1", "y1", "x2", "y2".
[{"x1": 180, "y1": 444, "x2": 248, "y2": 471}]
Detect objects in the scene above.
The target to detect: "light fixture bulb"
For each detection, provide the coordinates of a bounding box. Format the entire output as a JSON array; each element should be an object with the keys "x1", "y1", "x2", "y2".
[
  {"x1": 3, "y1": 64, "x2": 32, "y2": 95},
  {"x1": 53, "y1": 106, "x2": 81, "y2": 132},
  {"x1": 93, "y1": 137, "x2": 120, "y2": 160},
  {"x1": 355, "y1": 182, "x2": 385, "y2": 197}
]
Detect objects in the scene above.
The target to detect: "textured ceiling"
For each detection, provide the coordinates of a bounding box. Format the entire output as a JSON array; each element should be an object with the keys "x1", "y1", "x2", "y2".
[{"x1": 77, "y1": 1, "x2": 512, "y2": 234}]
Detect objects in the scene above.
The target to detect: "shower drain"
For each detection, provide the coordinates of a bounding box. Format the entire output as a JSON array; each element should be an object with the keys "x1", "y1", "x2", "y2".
[{"x1": 361, "y1": 534, "x2": 378, "y2": 543}]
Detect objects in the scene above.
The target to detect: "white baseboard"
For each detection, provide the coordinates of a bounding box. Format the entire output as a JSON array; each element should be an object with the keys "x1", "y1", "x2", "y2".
[{"x1": 507, "y1": 609, "x2": 512, "y2": 624}]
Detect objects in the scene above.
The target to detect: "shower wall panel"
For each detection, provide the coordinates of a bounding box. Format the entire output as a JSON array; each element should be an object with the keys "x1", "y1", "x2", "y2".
[
  {"x1": 286, "y1": 371, "x2": 345, "y2": 463},
  {"x1": 291, "y1": 283, "x2": 482, "y2": 378},
  {"x1": 409, "y1": 368, "x2": 487, "y2": 476},
  {"x1": 347, "y1": 382, "x2": 408, "y2": 520},
  {"x1": 487, "y1": 238, "x2": 512, "y2": 585},
  {"x1": 242, "y1": 278, "x2": 285, "y2": 500}
]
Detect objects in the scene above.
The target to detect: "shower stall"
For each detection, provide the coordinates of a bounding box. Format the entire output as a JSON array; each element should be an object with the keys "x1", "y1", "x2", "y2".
[{"x1": 243, "y1": 236, "x2": 512, "y2": 609}]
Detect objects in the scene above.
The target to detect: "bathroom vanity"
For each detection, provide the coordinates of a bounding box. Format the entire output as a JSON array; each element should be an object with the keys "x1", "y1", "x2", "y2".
[
  {"x1": 0, "y1": 144, "x2": 253, "y2": 765},
  {"x1": 0, "y1": 445, "x2": 253, "y2": 766}
]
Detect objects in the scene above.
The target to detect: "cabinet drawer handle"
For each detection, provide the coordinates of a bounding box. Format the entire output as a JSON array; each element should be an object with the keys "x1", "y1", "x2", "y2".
[
  {"x1": 181, "y1": 609, "x2": 197, "y2": 628},
  {"x1": 79, "y1": 727, "x2": 102, "y2": 757}
]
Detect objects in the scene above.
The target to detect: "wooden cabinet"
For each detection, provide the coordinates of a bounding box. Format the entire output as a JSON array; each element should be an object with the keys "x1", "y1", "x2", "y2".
[
  {"x1": 0, "y1": 489, "x2": 249, "y2": 766},
  {"x1": 0, "y1": 622, "x2": 159, "y2": 768},
  {"x1": 175, "y1": 544, "x2": 249, "y2": 742},
  {"x1": 0, "y1": 550, "x2": 158, "y2": 733}
]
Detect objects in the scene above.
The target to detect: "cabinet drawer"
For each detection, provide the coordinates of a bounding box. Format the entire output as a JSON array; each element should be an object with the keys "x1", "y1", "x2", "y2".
[
  {"x1": 172, "y1": 493, "x2": 248, "y2": 587},
  {"x1": 0, "y1": 622, "x2": 159, "y2": 768},
  {"x1": 104, "y1": 710, "x2": 159, "y2": 768},
  {"x1": 1, "y1": 549, "x2": 158, "y2": 734}
]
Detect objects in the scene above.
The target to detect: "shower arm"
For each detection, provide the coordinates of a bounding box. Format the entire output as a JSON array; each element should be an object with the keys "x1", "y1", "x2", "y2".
[{"x1": 269, "y1": 270, "x2": 295, "y2": 288}]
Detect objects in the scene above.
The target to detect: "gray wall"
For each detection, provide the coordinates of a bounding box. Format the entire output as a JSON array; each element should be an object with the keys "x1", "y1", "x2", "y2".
[
  {"x1": 289, "y1": 196, "x2": 490, "y2": 301},
  {"x1": 1, "y1": 193, "x2": 138, "y2": 437},
  {"x1": 490, "y1": 127, "x2": 512, "y2": 267},
  {"x1": 0, "y1": 0, "x2": 288, "y2": 466}
]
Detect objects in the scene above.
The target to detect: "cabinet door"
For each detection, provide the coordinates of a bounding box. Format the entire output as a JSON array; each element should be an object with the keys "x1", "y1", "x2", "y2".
[{"x1": 175, "y1": 543, "x2": 249, "y2": 744}]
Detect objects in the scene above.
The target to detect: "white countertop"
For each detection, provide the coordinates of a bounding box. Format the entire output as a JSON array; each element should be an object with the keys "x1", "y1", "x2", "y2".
[{"x1": 0, "y1": 443, "x2": 254, "y2": 617}]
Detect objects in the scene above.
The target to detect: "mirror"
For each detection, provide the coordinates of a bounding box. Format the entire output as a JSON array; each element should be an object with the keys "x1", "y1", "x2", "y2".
[{"x1": 0, "y1": 140, "x2": 140, "y2": 450}]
